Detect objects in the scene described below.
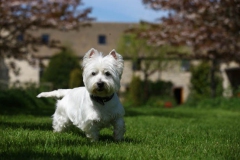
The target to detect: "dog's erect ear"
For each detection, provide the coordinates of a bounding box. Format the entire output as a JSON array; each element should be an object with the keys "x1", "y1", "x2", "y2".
[
  {"x1": 109, "y1": 49, "x2": 117, "y2": 60},
  {"x1": 89, "y1": 49, "x2": 95, "y2": 57},
  {"x1": 109, "y1": 49, "x2": 124, "y2": 78},
  {"x1": 86, "y1": 48, "x2": 98, "y2": 58},
  {"x1": 109, "y1": 49, "x2": 123, "y2": 60},
  {"x1": 82, "y1": 48, "x2": 100, "y2": 69},
  {"x1": 84, "y1": 48, "x2": 99, "y2": 59}
]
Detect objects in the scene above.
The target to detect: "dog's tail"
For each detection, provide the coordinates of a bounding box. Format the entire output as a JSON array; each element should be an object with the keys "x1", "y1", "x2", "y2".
[{"x1": 37, "y1": 89, "x2": 71, "y2": 98}]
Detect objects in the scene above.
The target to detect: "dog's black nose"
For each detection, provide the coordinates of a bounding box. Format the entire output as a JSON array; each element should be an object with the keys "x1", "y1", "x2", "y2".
[{"x1": 97, "y1": 82, "x2": 104, "y2": 88}]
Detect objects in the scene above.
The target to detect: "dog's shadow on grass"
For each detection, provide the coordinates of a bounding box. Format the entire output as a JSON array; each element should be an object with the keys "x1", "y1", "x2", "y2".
[
  {"x1": 1, "y1": 151, "x2": 93, "y2": 160},
  {"x1": 0, "y1": 121, "x2": 137, "y2": 144},
  {"x1": 125, "y1": 107, "x2": 203, "y2": 119},
  {"x1": 0, "y1": 121, "x2": 53, "y2": 131},
  {"x1": 97, "y1": 134, "x2": 138, "y2": 144},
  {"x1": 68, "y1": 127, "x2": 138, "y2": 144}
]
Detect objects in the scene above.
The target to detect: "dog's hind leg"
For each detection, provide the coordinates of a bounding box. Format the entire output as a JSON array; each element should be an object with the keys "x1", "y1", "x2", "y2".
[
  {"x1": 52, "y1": 112, "x2": 70, "y2": 132},
  {"x1": 84, "y1": 122, "x2": 100, "y2": 141},
  {"x1": 52, "y1": 101, "x2": 71, "y2": 132}
]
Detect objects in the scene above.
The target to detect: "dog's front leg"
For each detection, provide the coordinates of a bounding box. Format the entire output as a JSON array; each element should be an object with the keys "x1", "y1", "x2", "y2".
[
  {"x1": 85, "y1": 123, "x2": 100, "y2": 141},
  {"x1": 112, "y1": 118, "x2": 125, "y2": 141}
]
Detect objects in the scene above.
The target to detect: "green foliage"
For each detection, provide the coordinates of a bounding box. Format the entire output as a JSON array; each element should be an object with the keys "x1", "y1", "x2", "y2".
[
  {"x1": 126, "y1": 76, "x2": 145, "y2": 106},
  {"x1": 146, "y1": 96, "x2": 176, "y2": 108},
  {"x1": 0, "y1": 86, "x2": 54, "y2": 114},
  {"x1": 190, "y1": 62, "x2": 211, "y2": 96},
  {"x1": 188, "y1": 61, "x2": 223, "y2": 103},
  {"x1": 117, "y1": 33, "x2": 181, "y2": 75},
  {"x1": 125, "y1": 76, "x2": 173, "y2": 106},
  {"x1": 0, "y1": 107, "x2": 240, "y2": 159},
  {"x1": 184, "y1": 97, "x2": 240, "y2": 111},
  {"x1": 69, "y1": 68, "x2": 84, "y2": 88},
  {"x1": 117, "y1": 31, "x2": 191, "y2": 60},
  {"x1": 117, "y1": 33, "x2": 146, "y2": 60},
  {"x1": 149, "y1": 80, "x2": 173, "y2": 96},
  {"x1": 42, "y1": 48, "x2": 80, "y2": 89},
  {"x1": 117, "y1": 32, "x2": 189, "y2": 107}
]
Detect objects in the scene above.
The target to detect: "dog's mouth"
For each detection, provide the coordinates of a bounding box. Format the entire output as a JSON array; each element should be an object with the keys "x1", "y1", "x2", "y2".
[
  {"x1": 92, "y1": 86, "x2": 105, "y2": 93},
  {"x1": 91, "y1": 82, "x2": 115, "y2": 97},
  {"x1": 91, "y1": 86, "x2": 114, "y2": 98},
  {"x1": 97, "y1": 88, "x2": 104, "y2": 92}
]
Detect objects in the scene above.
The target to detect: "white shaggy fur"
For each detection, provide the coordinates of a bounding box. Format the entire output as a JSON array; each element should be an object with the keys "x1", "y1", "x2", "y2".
[{"x1": 37, "y1": 48, "x2": 125, "y2": 141}]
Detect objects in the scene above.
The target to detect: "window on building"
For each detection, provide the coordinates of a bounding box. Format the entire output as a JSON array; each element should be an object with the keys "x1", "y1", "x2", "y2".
[
  {"x1": 17, "y1": 34, "x2": 24, "y2": 42},
  {"x1": 41, "y1": 34, "x2": 50, "y2": 44},
  {"x1": 98, "y1": 35, "x2": 106, "y2": 45},
  {"x1": 132, "y1": 59, "x2": 141, "y2": 71},
  {"x1": 181, "y1": 60, "x2": 190, "y2": 71}
]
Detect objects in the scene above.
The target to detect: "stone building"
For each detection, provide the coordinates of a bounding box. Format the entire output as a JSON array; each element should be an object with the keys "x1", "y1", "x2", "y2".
[{"x1": 1, "y1": 22, "x2": 239, "y2": 103}]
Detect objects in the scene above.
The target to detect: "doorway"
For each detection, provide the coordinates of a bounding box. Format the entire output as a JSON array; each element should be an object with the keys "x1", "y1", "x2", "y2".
[{"x1": 173, "y1": 87, "x2": 183, "y2": 105}]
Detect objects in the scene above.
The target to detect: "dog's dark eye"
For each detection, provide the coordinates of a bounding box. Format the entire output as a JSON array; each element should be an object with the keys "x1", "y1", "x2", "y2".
[
  {"x1": 105, "y1": 71, "x2": 111, "y2": 76},
  {"x1": 92, "y1": 72, "x2": 96, "y2": 76}
]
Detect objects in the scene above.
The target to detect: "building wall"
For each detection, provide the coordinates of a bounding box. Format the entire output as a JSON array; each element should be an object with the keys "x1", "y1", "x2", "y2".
[
  {"x1": 32, "y1": 22, "x2": 138, "y2": 58},
  {"x1": 4, "y1": 58, "x2": 39, "y2": 86}
]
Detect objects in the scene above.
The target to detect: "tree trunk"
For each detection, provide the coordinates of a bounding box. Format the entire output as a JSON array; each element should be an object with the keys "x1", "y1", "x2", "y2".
[
  {"x1": 143, "y1": 71, "x2": 149, "y2": 101},
  {"x1": 0, "y1": 56, "x2": 9, "y2": 89},
  {"x1": 210, "y1": 59, "x2": 217, "y2": 98}
]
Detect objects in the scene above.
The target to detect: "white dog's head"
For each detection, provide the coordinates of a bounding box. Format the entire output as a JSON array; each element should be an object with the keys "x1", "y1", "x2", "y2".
[{"x1": 82, "y1": 48, "x2": 124, "y2": 97}]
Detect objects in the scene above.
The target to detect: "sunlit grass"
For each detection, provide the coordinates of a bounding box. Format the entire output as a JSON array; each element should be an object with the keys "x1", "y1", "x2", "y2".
[{"x1": 1, "y1": 107, "x2": 240, "y2": 159}]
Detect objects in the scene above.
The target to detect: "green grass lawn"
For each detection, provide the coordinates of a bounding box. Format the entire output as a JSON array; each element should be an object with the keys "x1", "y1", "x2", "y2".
[{"x1": 1, "y1": 106, "x2": 240, "y2": 160}]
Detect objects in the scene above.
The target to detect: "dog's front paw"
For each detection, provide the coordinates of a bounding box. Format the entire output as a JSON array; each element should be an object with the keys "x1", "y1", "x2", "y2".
[
  {"x1": 114, "y1": 132, "x2": 124, "y2": 142},
  {"x1": 86, "y1": 132, "x2": 99, "y2": 142},
  {"x1": 113, "y1": 118, "x2": 125, "y2": 142}
]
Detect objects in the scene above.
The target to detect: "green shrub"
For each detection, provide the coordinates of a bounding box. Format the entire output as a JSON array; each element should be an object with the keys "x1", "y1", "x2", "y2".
[
  {"x1": 187, "y1": 61, "x2": 223, "y2": 104},
  {"x1": 42, "y1": 48, "x2": 80, "y2": 89},
  {"x1": 69, "y1": 68, "x2": 84, "y2": 88},
  {"x1": 0, "y1": 86, "x2": 55, "y2": 114},
  {"x1": 184, "y1": 97, "x2": 240, "y2": 110},
  {"x1": 125, "y1": 76, "x2": 173, "y2": 107},
  {"x1": 149, "y1": 80, "x2": 173, "y2": 96},
  {"x1": 126, "y1": 76, "x2": 145, "y2": 106},
  {"x1": 146, "y1": 96, "x2": 176, "y2": 108}
]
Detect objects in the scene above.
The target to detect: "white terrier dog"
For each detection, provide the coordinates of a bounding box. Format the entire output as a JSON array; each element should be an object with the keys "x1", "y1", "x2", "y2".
[{"x1": 37, "y1": 48, "x2": 125, "y2": 141}]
